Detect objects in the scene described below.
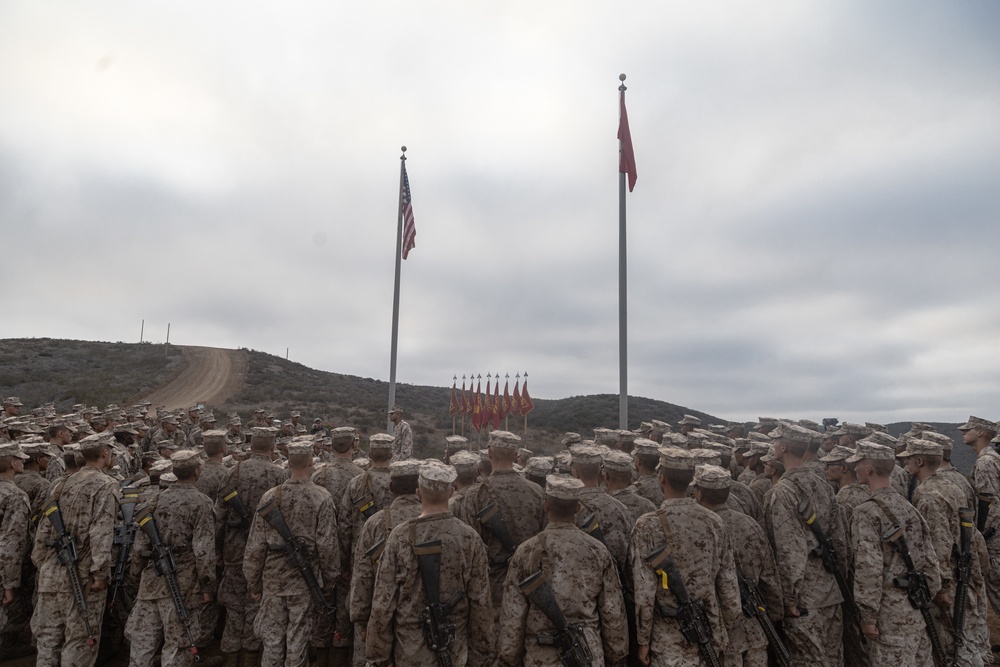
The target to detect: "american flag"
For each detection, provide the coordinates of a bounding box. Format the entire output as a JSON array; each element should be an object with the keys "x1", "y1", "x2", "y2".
[{"x1": 400, "y1": 164, "x2": 416, "y2": 260}]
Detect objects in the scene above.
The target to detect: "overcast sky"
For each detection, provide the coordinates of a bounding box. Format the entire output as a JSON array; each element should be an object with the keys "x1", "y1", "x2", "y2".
[{"x1": 2, "y1": 1, "x2": 998, "y2": 424}]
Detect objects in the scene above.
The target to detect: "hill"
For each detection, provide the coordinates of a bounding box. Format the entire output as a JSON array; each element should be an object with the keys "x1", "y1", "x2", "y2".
[{"x1": 0, "y1": 338, "x2": 971, "y2": 469}]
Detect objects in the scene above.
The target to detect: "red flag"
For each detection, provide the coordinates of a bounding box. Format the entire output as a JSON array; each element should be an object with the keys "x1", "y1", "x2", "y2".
[
  {"x1": 460, "y1": 378, "x2": 468, "y2": 414},
  {"x1": 491, "y1": 381, "x2": 501, "y2": 429},
  {"x1": 449, "y1": 380, "x2": 459, "y2": 417},
  {"x1": 511, "y1": 378, "x2": 523, "y2": 417},
  {"x1": 400, "y1": 162, "x2": 417, "y2": 259},
  {"x1": 501, "y1": 380, "x2": 511, "y2": 419},
  {"x1": 471, "y1": 379, "x2": 483, "y2": 432},
  {"x1": 483, "y1": 377, "x2": 493, "y2": 428},
  {"x1": 618, "y1": 88, "x2": 637, "y2": 192},
  {"x1": 520, "y1": 377, "x2": 535, "y2": 415}
]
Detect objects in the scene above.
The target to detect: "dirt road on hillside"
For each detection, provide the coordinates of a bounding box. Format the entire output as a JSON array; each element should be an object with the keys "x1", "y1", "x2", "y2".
[{"x1": 140, "y1": 345, "x2": 247, "y2": 410}]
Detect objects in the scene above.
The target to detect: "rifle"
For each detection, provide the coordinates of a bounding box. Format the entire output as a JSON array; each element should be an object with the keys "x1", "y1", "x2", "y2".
[
  {"x1": 736, "y1": 568, "x2": 792, "y2": 667},
  {"x1": 797, "y1": 497, "x2": 865, "y2": 643},
  {"x1": 414, "y1": 540, "x2": 464, "y2": 667},
  {"x1": 518, "y1": 569, "x2": 594, "y2": 667},
  {"x1": 644, "y1": 543, "x2": 720, "y2": 667},
  {"x1": 365, "y1": 538, "x2": 387, "y2": 565},
  {"x1": 41, "y1": 497, "x2": 96, "y2": 648},
  {"x1": 977, "y1": 493, "x2": 994, "y2": 539},
  {"x1": 578, "y1": 512, "x2": 606, "y2": 545},
  {"x1": 475, "y1": 501, "x2": 517, "y2": 565},
  {"x1": 134, "y1": 503, "x2": 201, "y2": 663},
  {"x1": 883, "y1": 523, "x2": 951, "y2": 667},
  {"x1": 220, "y1": 476, "x2": 253, "y2": 535},
  {"x1": 351, "y1": 474, "x2": 379, "y2": 521},
  {"x1": 953, "y1": 507, "x2": 974, "y2": 661},
  {"x1": 109, "y1": 487, "x2": 140, "y2": 610},
  {"x1": 257, "y1": 497, "x2": 336, "y2": 618}
]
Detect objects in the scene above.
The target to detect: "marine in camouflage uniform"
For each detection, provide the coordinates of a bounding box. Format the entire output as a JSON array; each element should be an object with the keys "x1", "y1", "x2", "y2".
[
  {"x1": 0, "y1": 444, "x2": 31, "y2": 653},
  {"x1": 5, "y1": 443, "x2": 52, "y2": 653},
  {"x1": 349, "y1": 460, "x2": 423, "y2": 667},
  {"x1": 447, "y1": 451, "x2": 481, "y2": 518},
  {"x1": 459, "y1": 430, "x2": 545, "y2": 621},
  {"x1": 31, "y1": 435, "x2": 119, "y2": 667},
  {"x1": 604, "y1": 450, "x2": 657, "y2": 525},
  {"x1": 850, "y1": 441, "x2": 941, "y2": 667},
  {"x1": 216, "y1": 427, "x2": 286, "y2": 663},
  {"x1": 631, "y1": 440, "x2": 665, "y2": 507},
  {"x1": 311, "y1": 427, "x2": 363, "y2": 665},
  {"x1": 901, "y1": 438, "x2": 990, "y2": 667},
  {"x1": 694, "y1": 465, "x2": 783, "y2": 667},
  {"x1": 125, "y1": 450, "x2": 217, "y2": 667},
  {"x1": 244, "y1": 441, "x2": 339, "y2": 667},
  {"x1": 367, "y1": 460, "x2": 494, "y2": 666},
  {"x1": 192, "y1": 431, "x2": 230, "y2": 650},
  {"x1": 762, "y1": 423, "x2": 847, "y2": 667},
  {"x1": 570, "y1": 445, "x2": 632, "y2": 566},
  {"x1": 388, "y1": 406, "x2": 413, "y2": 461},
  {"x1": 961, "y1": 417, "x2": 1000, "y2": 614},
  {"x1": 497, "y1": 474, "x2": 627, "y2": 667},
  {"x1": 629, "y1": 448, "x2": 741, "y2": 666}
]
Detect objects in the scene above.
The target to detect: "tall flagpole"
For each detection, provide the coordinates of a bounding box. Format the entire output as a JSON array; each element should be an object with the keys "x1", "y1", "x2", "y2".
[
  {"x1": 618, "y1": 74, "x2": 628, "y2": 430},
  {"x1": 387, "y1": 146, "x2": 407, "y2": 433}
]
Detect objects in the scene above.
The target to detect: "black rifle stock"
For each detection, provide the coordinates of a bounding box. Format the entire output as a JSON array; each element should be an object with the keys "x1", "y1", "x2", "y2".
[
  {"x1": 220, "y1": 478, "x2": 252, "y2": 535},
  {"x1": 518, "y1": 569, "x2": 593, "y2": 667},
  {"x1": 883, "y1": 523, "x2": 951, "y2": 667},
  {"x1": 41, "y1": 498, "x2": 96, "y2": 648},
  {"x1": 578, "y1": 512, "x2": 605, "y2": 545},
  {"x1": 110, "y1": 487, "x2": 140, "y2": 610},
  {"x1": 475, "y1": 501, "x2": 516, "y2": 565},
  {"x1": 797, "y1": 496, "x2": 865, "y2": 643},
  {"x1": 258, "y1": 498, "x2": 336, "y2": 618},
  {"x1": 736, "y1": 568, "x2": 792, "y2": 667},
  {"x1": 414, "y1": 540, "x2": 464, "y2": 667},
  {"x1": 977, "y1": 493, "x2": 994, "y2": 539},
  {"x1": 953, "y1": 507, "x2": 974, "y2": 659},
  {"x1": 644, "y1": 543, "x2": 720, "y2": 667},
  {"x1": 135, "y1": 503, "x2": 201, "y2": 662}
]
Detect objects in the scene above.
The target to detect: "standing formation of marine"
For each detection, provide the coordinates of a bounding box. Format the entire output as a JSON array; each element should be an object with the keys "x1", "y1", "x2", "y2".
[{"x1": 2, "y1": 392, "x2": 1000, "y2": 667}]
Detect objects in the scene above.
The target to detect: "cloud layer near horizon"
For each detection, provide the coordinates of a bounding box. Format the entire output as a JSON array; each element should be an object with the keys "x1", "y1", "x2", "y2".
[{"x1": 2, "y1": 1, "x2": 999, "y2": 424}]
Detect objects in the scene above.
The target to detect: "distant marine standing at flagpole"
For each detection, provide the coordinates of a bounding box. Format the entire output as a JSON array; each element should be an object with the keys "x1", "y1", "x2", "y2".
[{"x1": 386, "y1": 146, "x2": 417, "y2": 432}]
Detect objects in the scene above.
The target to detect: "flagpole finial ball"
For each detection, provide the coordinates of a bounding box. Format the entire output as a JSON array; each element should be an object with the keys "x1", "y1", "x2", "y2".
[
  {"x1": 619, "y1": 73, "x2": 626, "y2": 81},
  {"x1": 401, "y1": 146, "x2": 407, "y2": 152}
]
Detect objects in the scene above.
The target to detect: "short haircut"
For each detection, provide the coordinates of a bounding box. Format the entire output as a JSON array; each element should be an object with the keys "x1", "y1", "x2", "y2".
[
  {"x1": 479, "y1": 459, "x2": 493, "y2": 477},
  {"x1": 806, "y1": 440, "x2": 822, "y2": 455},
  {"x1": 490, "y1": 447, "x2": 517, "y2": 464},
  {"x1": 174, "y1": 465, "x2": 198, "y2": 481},
  {"x1": 779, "y1": 438, "x2": 809, "y2": 457},
  {"x1": 696, "y1": 486, "x2": 730, "y2": 506},
  {"x1": 868, "y1": 459, "x2": 895, "y2": 476},
  {"x1": 331, "y1": 438, "x2": 354, "y2": 453},
  {"x1": 660, "y1": 468, "x2": 694, "y2": 493},
  {"x1": 203, "y1": 439, "x2": 226, "y2": 457},
  {"x1": 604, "y1": 469, "x2": 632, "y2": 486},
  {"x1": 287, "y1": 451, "x2": 312, "y2": 470},
  {"x1": 389, "y1": 475, "x2": 419, "y2": 496},
  {"x1": 636, "y1": 453, "x2": 659, "y2": 472},
  {"x1": 0, "y1": 457, "x2": 13, "y2": 473},
  {"x1": 369, "y1": 449, "x2": 392, "y2": 463},
  {"x1": 456, "y1": 468, "x2": 478, "y2": 485},
  {"x1": 919, "y1": 454, "x2": 942, "y2": 468},
  {"x1": 545, "y1": 496, "x2": 579, "y2": 520},
  {"x1": 250, "y1": 438, "x2": 274, "y2": 453},
  {"x1": 572, "y1": 462, "x2": 601, "y2": 482},
  {"x1": 81, "y1": 444, "x2": 109, "y2": 462},
  {"x1": 47, "y1": 424, "x2": 68, "y2": 439},
  {"x1": 419, "y1": 485, "x2": 451, "y2": 505}
]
